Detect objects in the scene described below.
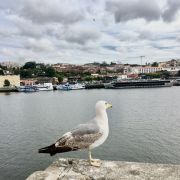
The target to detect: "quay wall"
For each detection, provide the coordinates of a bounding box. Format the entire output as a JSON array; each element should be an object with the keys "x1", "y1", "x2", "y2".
[{"x1": 26, "y1": 158, "x2": 180, "y2": 180}]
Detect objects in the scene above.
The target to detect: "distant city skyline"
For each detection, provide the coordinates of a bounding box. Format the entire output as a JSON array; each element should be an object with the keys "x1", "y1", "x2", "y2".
[{"x1": 1, "y1": 0, "x2": 180, "y2": 64}]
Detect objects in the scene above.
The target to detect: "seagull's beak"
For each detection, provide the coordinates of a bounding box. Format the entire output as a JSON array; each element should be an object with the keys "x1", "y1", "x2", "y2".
[{"x1": 106, "y1": 103, "x2": 112, "y2": 109}]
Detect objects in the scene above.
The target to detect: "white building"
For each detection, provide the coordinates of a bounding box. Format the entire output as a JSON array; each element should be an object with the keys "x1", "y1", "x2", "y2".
[
  {"x1": 162, "y1": 67, "x2": 180, "y2": 73},
  {"x1": 131, "y1": 66, "x2": 163, "y2": 74},
  {"x1": 123, "y1": 66, "x2": 132, "y2": 74},
  {"x1": 117, "y1": 75, "x2": 128, "y2": 80}
]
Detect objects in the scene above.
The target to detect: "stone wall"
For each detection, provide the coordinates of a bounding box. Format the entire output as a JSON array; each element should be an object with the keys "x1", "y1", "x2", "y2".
[
  {"x1": 26, "y1": 158, "x2": 180, "y2": 180},
  {"x1": 0, "y1": 75, "x2": 20, "y2": 87}
]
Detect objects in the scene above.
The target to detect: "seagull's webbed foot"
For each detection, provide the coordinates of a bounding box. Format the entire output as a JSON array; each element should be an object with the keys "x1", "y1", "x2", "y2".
[
  {"x1": 88, "y1": 149, "x2": 101, "y2": 167},
  {"x1": 89, "y1": 158, "x2": 101, "y2": 167}
]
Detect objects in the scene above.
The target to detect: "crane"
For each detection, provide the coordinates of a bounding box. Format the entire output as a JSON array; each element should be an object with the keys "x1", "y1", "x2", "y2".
[{"x1": 140, "y1": 56, "x2": 145, "y2": 66}]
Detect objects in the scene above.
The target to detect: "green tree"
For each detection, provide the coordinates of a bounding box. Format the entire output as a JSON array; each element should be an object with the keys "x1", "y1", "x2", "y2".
[
  {"x1": 58, "y1": 76, "x2": 63, "y2": 83},
  {"x1": 161, "y1": 71, "x2": 170, "y2": 79},
  {"x1": 101, "y1": 61, "x2": 108, "y2": 67},
  {"x1": 151, "y1": 62, "x2": 158, "y2": 67},
  {"x1": 0, "y1": 64, "x2": 6, "y2": 70},
  {"x1": 45, "y1": 67, "x2": 56, "y2": 77},
  {"x1": 110, "y1": 62, "x2": 116, "y2": 65},
  {"x1": 0, "y1": 69, "x2": 4, "y2": 75},
  {"x1": 13, "y1": 68, "x2": 20, "y2": 75},
  {"x1": 82, "y1": 72, "x2": 91, "y2": 76},
  {"x1": 20, "y1": 69, "x2": 33, "y2": 78},
  {"x1": 93, "y1": 62, "x2": 100, "y2": 65},
  {"x1": 23, "y1": 61, "x2": 36, "y2": 69},
  {"x1": 176, "y1": 70, "x2": 180, "y2": 77},
  {"x1": 144, "y1": 73, "x2": 161, "y2": 79},
  {"x1": 94, "y1": 76, "x2": 104, "y2": 81},
  {"x1": 84, "y1": 76, "x2": 93, "y2": 81},
  {"x1": 4, "y1": 79, "x2": 10, "y2": 86}
]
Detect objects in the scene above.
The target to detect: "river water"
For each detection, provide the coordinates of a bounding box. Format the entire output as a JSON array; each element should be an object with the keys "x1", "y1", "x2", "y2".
[{"x1": 0, "y1": 87, "x2": 180, "y2": 180}]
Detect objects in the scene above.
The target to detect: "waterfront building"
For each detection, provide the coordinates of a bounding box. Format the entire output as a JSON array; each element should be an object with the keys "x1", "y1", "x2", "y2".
[
  {"x1": 20, "y1": 77, "x2": 58, "y2": 85},
  {"x1": 20, "y1": 79, "x2": 37, "y2": 86},
  {"x1": 117, "y1": 75, "x2": 128, "y2": 80},
  {"x1": 159, "y1": 59, "x2": 180, "y2": 68},
  {"x1": 0, "y1": 75, "x2": 20, "y2": 87},
  {"x1": 52, "y1": 63, "x2": 76, "y2": 72},
  {"x1": 162, "y1": 67, "x2": 180, "y2": 73},
  {"x1": 131, "y1": 66, "x2": 163, "y2": 74},
  {"x1": 123, "y1": 66, "x2": 132, "y2": 74}
]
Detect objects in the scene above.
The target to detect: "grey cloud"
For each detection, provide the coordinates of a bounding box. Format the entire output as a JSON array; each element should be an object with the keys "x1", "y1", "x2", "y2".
[
  {"x1": 154, "y1": 46, "x2": 173, "y2": 50},
  {"x1": 13, "y1": 17, "x2": 44, "y2": 38},
  {"x1": 176, "y1": 36, "x2": 180, "y2": 42},
  {"x1": 1, "y1": 0, "x2": 180, "y2": 64},
  {"x1": 0, "y1": 47, "x2": 35, "y2": 63},
  {"x1": 104, "y1": 30, "x2": 139, "y2": 42},
  {"x1": 102, "y1": 45, "x2": 117, "y2": 51},
  {"x1": 18, "y1": 24, "x2": 42, "y2": 38},
  {"x1": 138, "y1": 30, "x2": 178, "y2": 41},
  {"x1": 138, "y1": 30, "x2": 154, "y2": 40},
  {"x1": 1, "y1": 0, "x2": 84, "y2": 25},
  {"x1": 0, "y1": 0, "x2": 17, "y2": 10},
  {"x1": 150, "y1": 41, "x2": 179, "y2": 50},
  {"x1": 25, "y1": 38, "x2": 55, "y2": 52},
  {"x1": 63, "y1": 26, "x2": 101, "y2": 45},
  {"x1": 0, "y1": 28, "x2": 16, "y2": 38},
  {"x1": 106, "y1": 0, "x2": 161, "y2": 22},
  {"x1": 118, "y1": 31, "x2": 138, "y2": 41},
  {"x1": 43, "y1": 24, "x2": 101, "y2": 45},
  {"x1": 152, "y1": 44, "x2": 177, "y2": 50},
  {"x1": 162, "y1": 0, "x2": 180, "y2": 22}
]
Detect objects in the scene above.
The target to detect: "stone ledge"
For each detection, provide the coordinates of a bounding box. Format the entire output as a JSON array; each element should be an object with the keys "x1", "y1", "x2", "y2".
[{"x1": 26, "y1": 158, "x2": 180, "y2": 180}]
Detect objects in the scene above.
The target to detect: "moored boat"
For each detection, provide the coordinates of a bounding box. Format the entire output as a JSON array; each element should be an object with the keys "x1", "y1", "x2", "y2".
[
  {"x1": 57, "y1": 83, "x2": 85, "y2": 90},
  {"x1": 173, "y1": 79, "x2": 180, "y2": 86},
  {"x1": 35, "y1": 83, "x2": 53, "y2": 91},
  {"x1": 56, "y1": 83, "x2": 72, "y2": 90},
  {"x1": 104, "y1": 79, "x2": 173, "y2": 89},
  {"x1": 70, "y1": 83, "x2": 85, "y2": 90},
  {"x1": 17, "y1": 85, "x2": 39, "y2": 92}
]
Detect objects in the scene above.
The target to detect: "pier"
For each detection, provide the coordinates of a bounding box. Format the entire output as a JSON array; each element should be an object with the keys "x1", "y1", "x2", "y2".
[{"x1": 26, "y1": 158, "x2": 180, "y2": 180}]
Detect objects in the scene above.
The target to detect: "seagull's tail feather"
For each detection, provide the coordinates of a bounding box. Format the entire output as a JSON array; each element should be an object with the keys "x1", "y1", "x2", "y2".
[
  {"x1": 38, "y1": 144, "x2": 57, "y2": 156},
  {"x1": 38, "y1": 144, "x2": 79, "y2": 156}
]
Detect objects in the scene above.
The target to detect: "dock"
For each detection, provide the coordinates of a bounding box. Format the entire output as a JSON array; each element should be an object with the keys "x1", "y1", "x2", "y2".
[{"x1": 26, "y1": 158, "x2": 180, "y2": 180}]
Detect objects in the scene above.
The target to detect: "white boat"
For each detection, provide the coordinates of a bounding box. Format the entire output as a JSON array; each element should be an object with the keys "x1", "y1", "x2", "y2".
[
  {"x1": 56, "y1": 83, "x2": 72, "y2": 90},
  {"x1": 57, "y1": 83, "x2": 85, "y2": 90},
  {"x1": 17, "y1": 86, "x2": 39, "y2": 92},
  {"x1": 70, "y1": 83, "x2": 85, "y2": 90},
  {"x1": 35, "y1": 83, "x2": 53, "y2": 91}
]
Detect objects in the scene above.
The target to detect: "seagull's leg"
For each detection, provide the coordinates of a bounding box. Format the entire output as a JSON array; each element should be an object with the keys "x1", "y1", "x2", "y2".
[{"x1": 88, "y1": 149, "x2": 101, "y2": 167}]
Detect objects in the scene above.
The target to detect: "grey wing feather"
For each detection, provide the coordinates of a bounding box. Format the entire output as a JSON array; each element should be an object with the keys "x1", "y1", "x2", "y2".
[
  {"x1": 55, "y1": 121, "x2": 102, "y2": 149},
  {"x1": 71, "y1": 122, "x2": 100, "y2": 136}
]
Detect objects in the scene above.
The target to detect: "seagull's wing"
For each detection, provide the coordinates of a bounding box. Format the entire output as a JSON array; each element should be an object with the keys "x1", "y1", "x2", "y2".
[
  {"x1": 38, "y1": 121, "x2": 102, "y2": 156},
  {"x1": 55, "y1": 122, "x2": 102, "y2": 150}
]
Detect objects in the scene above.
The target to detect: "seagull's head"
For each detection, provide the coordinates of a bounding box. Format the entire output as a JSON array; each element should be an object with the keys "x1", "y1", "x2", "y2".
[{"x1": 95, "y1": 100, "x2": 112, "y2": 112}]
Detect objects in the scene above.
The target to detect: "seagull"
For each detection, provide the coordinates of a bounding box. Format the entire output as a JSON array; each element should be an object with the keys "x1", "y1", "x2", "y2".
[{"x1": 38, "y1": 100, "x2": 112, "y2": 166}]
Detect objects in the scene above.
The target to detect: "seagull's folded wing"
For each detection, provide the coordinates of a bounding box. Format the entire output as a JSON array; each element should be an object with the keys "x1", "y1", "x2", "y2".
[{"x1": 55, "y1": 123, "x2": 102, "y2": 150}]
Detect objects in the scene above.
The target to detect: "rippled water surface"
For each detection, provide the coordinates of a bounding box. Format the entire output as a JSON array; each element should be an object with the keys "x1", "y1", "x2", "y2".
[{"x1": 0, "y1": 87, "x2": 180, "y2": 179}]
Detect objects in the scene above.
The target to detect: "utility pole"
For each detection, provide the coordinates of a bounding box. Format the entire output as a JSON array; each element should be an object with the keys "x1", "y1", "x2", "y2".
[{"x1": 140, "y1": 56, "x2": 145, "y2": 66}]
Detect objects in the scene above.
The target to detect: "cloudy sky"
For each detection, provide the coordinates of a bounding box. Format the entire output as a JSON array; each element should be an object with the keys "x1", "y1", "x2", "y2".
[{"x1": 0, "y1": 0, "x2": 180, "y2": 64}]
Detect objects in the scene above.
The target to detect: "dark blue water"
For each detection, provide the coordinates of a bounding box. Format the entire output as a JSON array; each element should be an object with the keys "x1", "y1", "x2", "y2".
[{"x1": 0, "y1": 87, "x2": 180, "y2": 179}]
